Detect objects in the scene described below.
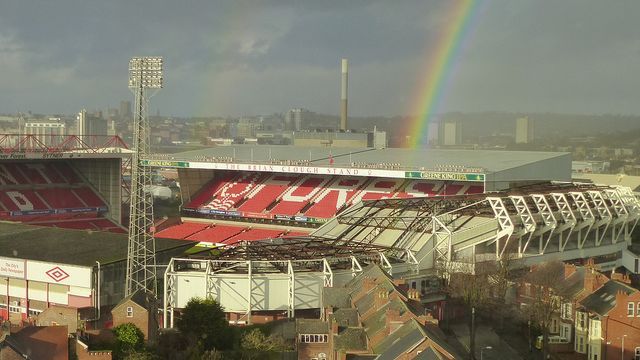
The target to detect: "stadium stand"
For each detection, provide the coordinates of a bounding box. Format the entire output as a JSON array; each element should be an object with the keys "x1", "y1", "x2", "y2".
[
  {"x1": 184, "y1": 173, "x2": 485, "y2": 220},
  {"x1": 0, "y1": 161, "x2": 116, "y2": 232}
]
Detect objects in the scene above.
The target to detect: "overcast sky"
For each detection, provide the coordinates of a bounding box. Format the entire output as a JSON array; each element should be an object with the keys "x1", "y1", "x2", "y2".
[{"x1": 1, "y1": 0, "x2": 639, "y2": 117}]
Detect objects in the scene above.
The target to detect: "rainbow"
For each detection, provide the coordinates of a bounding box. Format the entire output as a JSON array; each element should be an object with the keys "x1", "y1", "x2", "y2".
[{"x1": 406, "y1": 0, "x2": 485, "y2": 148}]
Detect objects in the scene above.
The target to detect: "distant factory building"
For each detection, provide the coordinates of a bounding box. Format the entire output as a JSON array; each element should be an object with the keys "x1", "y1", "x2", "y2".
[
  {"x1": 515, "y1": 116, "x2": 534, "y2": 144},
  {"x1": 120, "y1": 100, "x2": 132, "y2": 119},
  {"x1": 76, "y1": 109, "x2": 108, "y2": 145},
  {"x1": 24, "y1": 119, "x2": 66, "y2": 146},
  {"x1": 292, "y1": 129, "x2": 386, "y2": 148},
  {"x1": 439, "y1": 119, "x2": 462, "y2": 146},
  {"x1": 285, "y1": 108, "x2": 305, "y2": 131}
]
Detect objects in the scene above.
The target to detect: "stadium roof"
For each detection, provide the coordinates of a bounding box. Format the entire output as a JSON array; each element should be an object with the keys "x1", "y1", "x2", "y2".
[
  {"x1": 0, "y1": 222, "x2": 192, "y2": 266},
  {"x1": 157, "y1": 145, "x2": 570, "y2": 174}
]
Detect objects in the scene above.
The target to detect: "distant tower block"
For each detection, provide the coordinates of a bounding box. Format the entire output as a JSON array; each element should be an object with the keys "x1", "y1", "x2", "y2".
[
  {"x1": 515, "y1": 116, "x2": 534, "y2": 144},
  {"x1": 340, "y1": 58, "x2": 348, "y2": 131}
]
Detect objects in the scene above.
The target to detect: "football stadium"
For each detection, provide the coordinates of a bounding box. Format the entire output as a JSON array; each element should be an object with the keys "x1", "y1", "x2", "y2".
[
  {"x1": 1, "y1": 140, "x2": 638, "y2": 328},
  {"x1": 141, "y1": 145, "x2": 638, "y2": 325}
]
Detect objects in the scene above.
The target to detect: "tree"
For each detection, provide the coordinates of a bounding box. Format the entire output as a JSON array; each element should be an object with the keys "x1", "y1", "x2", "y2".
[
  {"x1": 239, "y1": 328, "x2": 287, "y2": 359},
  {"x1": 442, "y1": 261, "x2": 492, "y2": 360},
  {"x1": 488, "y1": 252, "x2": 517, "y2": 330},
  {"x1": 176, "y1": 298, "x2": 234, "y2": 352},
  {"x1": 521, "y1": 261, "x2": 567, "y2": 360},
  {"x1": 113, "y1": 323, "x2": 145, "y2": 359}
]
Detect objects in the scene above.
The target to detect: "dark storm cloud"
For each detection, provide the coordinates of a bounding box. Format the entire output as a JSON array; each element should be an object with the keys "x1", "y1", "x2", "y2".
[{"x1": 0, "y1": 0, "x2": 639, "y2": 116}]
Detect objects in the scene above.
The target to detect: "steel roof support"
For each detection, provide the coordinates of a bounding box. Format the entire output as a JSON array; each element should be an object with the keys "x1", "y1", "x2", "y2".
[
  {"x1": 551, "y1": 193, "x2": 576, "y2": 252},
  {"x1": 246, "y1": 260, "x2": 252, "y2": 325},
  {"x1": 616, "y1": 187, "x2": 640, "y2": 239},
  {"x1": 509, "y1": 196, "x2": 536, "y2": 256},
  {"x1": 350, "y1": 256, "x2": 363, "y2": 277},
  {"x1": 287, "y1": 260, "x2": 295, "y2": 318},
  {"x1": 487, "y1": 197, "x2": 515, "y2": 258},
  {"x1": 603, "y1": 188, "x2": 628, "y2": 244},
  {"x1": 568, "y1": 192, "x2": 595, "y2": 249},
  {"x1": 587, "y1": 190, "x2": 612, "y2": 246},
  {"x1": 323, "y1": 259, "x2": 334, "y2": 287},
  {"x1": 531, "y1": 194, "x2": 558, "y2": 255},
  {"x1": 379, "y1": 252, "x2": 392, "y2": 275},
  {"x1": 163, "y1": 259, "x2": 176, "y2": 329}
]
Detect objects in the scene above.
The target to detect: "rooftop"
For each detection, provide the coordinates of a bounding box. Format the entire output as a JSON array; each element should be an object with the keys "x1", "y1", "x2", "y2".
[
  {"x1": 0, "y1": 222, "x2": 192, "y2": 266},
  {"x1": 580, "y1": 280, "x2": 638, "y2": 316},
  {"x1": 151, "y1": 146, "x2": 569, "y2": 174}
]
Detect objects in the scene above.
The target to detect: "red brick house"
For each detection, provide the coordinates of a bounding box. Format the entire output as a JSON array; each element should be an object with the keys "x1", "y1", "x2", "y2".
[
  {"x1": 579, "y1": 276, "x2": 640, "y2": 360},
  {"x1": 0, "y1": 325, "x2": 68, "y2": 360},
  {"x1": 111, "y1": 290, "x2": 158, "y2": 344}
]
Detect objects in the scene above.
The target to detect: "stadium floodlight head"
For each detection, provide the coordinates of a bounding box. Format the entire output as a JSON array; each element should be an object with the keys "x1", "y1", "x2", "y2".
[{"x1": 128, "y1": 57, "x2": 163, "y2": 89}]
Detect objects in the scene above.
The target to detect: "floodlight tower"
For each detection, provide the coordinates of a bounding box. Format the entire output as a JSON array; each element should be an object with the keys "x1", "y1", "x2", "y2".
[{"x1": 125, "y1": 57, "x2": 163, "y2": 297}]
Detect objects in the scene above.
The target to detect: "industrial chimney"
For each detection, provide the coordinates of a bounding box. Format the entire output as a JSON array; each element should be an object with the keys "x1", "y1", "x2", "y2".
[{"x1": 340, "y1": 58, "x2": 348, "y2": 131}]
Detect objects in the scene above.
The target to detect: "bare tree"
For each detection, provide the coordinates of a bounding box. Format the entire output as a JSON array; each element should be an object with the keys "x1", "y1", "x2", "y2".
[
  {"x1": 521, "y1": 261, "x2": 566, "y2": 360},
  {"x1": 443, "y1": 260, "x2": 493, "y2": 360},
  {"x1": 488, "y1": 251, "x2": 518, "y2": 330}
]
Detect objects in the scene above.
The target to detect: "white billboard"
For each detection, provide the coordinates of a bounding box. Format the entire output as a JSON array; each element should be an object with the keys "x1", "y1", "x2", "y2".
[
  {"x1": 0, "y1": 257, "x2": 26, "y2": 279},
  {"x1": 26, "y1": 260, "x2": 91, "y2": 288}
]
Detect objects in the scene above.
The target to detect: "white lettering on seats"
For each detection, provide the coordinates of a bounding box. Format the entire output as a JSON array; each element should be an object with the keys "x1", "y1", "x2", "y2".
[
  {"x1": 281, "y1": 176, "x2": 331, "y2": 203},
  {"x1": 312, "y1": 177, "x2": 367, "y2": 210},
  {"x1": 350, "y1": 178, "x2": 403, "y2": 204},
  {"x1": 0, "y1": 165, "x2": 17, "y2": 185},
  {"x1": 404, "y1": 180, "x2": 442, "y2": 197},
  {"x1": 7, "y1": 191, "x2": 34, "y2": 211}
]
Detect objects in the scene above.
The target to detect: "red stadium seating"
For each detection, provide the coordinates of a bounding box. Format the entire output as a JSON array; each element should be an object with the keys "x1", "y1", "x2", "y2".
[
  {"x1": 72, "y1": 187, "x2": 106, "y2": 207},
  {"x1": 39, "y1": 188, "x2": 85, "y2": 209},
  {"x1": 156, "y1": 222, "x2": 211, "y2": 240},
  {"x1": 186, "y1": 225, "x2": 245, "y2": 242},
  {"x1": 54, "y1": 162, "x2": 81, "y2": 183},
  {"x1": 439, "y1": 184, "x2": 465, "y2": 196},
  {"x1": 185, "y1": 172, "x2": 238, "y2": 208},
  {"x1": 33, "y1": 217, "x2": 125, "y2": 233},
  {"x1": 270, "y1": 176, "x2": 329, "y2": 216},
  {"x1": 467, "y1": 185, "x2": 484, "y2": 194},
  {"x1": 199, "y1": 173, "x2": 271, "y2": 211},
  {"x1": 238, "y1": 174, "x2": 300, "y2": 213},
  {"x1": 304, "y1": 177, "x2": 368, "y2": 218},
  {"x1": 350, "y1": 178, "x2": 405, "y2": 203}
]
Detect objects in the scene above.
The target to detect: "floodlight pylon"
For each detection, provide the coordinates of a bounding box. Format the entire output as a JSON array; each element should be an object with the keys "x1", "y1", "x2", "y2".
[{"x1": 125, "y1": 57, "x2": 163, "y2": 297}]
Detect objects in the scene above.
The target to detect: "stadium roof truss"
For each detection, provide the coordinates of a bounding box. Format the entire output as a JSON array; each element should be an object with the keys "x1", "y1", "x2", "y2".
[
  {"x1": 163, "y1": 182, "x2": 640, "y2": 325},
  {"x1": 322, "y1": 182, "x2": 640, "y2": 269},
  {"x1": 0, "y1": 134, "x2": 129, "y2": 153}
]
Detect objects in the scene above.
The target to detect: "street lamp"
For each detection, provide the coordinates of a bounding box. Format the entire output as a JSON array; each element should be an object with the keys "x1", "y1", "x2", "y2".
[
  {"x1": 621, "y1": 334, "x2": 627, "y2": 360},
  {"x1": 480, "y1": 346, "x2": 493, "y2": 360}
]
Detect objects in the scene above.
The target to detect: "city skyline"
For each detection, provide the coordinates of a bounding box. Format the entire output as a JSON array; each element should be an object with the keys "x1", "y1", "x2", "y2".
[{"x1": 1, "y1": 1, "x2": 639, "y2": 117}]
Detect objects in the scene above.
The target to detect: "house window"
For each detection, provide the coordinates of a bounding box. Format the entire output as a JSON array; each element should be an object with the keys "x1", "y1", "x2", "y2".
[
  {"x1": 551, "y1": 318, "x2": 558, "y2": 334},
  {"x1": 299, "y1": 334, "x2": 328, "y2": 343},
  {"x1": 590, "y1": 319, "x2": 600, "y2": 338},
  {"x1": 635, "y1": 347, "x2": 640, "y2": 360},
  {"x1": 628, "y1": 302, "x2": 635, "y2": 317},
  {"x1": 561, "y1": 323, "x2": 571, "y2": 341},
  {"x1": 575, "y1": 311, "x2": 587, "y2": 330},
  {"x1": 561, "y1": 302, "x2": 573, "y2": 320},
  {"x1": 126, "y1": 306, "x2": 133, "y2": 317},
  {"x1": 637, "y1": 302, "x2": 640, "y2": 317},
  {"x1": 575, "y1": 335, "x2": 585, "y2": 353}
]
